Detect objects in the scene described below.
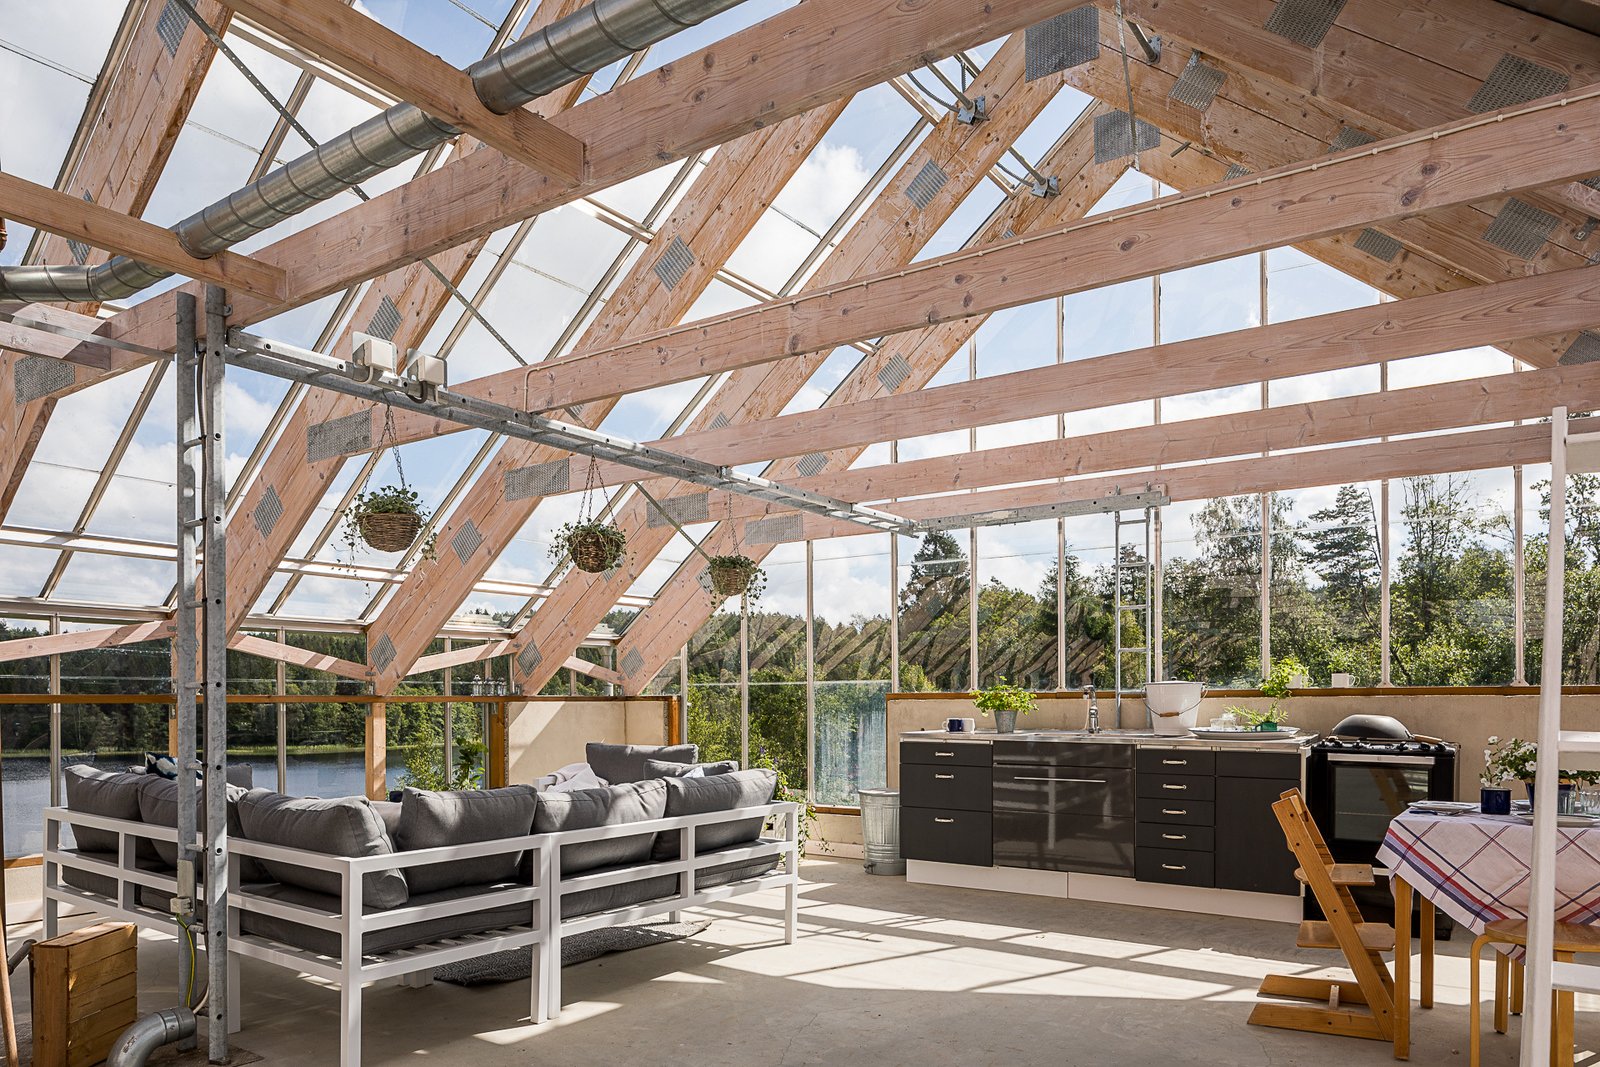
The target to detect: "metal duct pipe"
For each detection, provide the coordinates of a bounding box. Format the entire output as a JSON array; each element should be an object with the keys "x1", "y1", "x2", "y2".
[
  {"x1": 106, "y1": 1008, "x2": 196, "y2": 1067},
  {"x1": 0, "y1": 0, "x2": 746, "y2": 305}
]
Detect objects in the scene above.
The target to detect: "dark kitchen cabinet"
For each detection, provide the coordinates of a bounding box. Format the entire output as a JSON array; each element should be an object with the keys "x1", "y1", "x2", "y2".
[
  {"x1": 992, "y1": 766, "x2": 1134, "y2": 817},
  {"x1": 993, "y1": 745, "x2": 1134, "y2": 877},
  {"x1": 901, "y1": 740, "x2": 993, "y2": 769},
  {"x1": 1214, "y1": 773, "x2": 1300, "y2": 895},
  {"x1": 902, "y1": 762, "x2": 992, "y2": 813},
  {"x1": 993, "y1": 811, "x2": 1133, "y2": 875},
  {"x1": 901, "y1": 807, "x2": 992, "y2": 867}
]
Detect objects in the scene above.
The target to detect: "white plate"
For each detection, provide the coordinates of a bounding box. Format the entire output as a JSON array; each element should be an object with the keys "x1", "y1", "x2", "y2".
[
  {"x1": 1513, "y1": 813, "x2": 1600, "y2": 827},
  {"x1": 1188, "y1": 727, "x2": 1303, "y2": 741}
]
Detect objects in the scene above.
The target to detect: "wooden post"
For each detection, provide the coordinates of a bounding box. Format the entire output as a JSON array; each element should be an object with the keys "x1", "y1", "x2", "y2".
[
  {"x1": 365, "y1": 700, "x2": 386, "y2": 800},
  {"x1": 488, "y1": 701, "x2": 508, "y2": 789}
]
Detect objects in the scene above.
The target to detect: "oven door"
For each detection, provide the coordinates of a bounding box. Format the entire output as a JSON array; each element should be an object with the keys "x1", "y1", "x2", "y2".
[{"x1": 1317, "y1": 753, "x2": 1439, "y2": 859}]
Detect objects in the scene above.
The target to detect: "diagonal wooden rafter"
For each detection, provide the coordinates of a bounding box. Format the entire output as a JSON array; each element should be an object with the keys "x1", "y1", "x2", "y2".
[
  {"x1": 496, "y1": 101, "x2": 1125, "y2": 695},
  {"x1": 0, "y1": 0, "x2": 233, "y2": 520},
  {"x1": 361, "y1": 100, "x2": 851, "y2": 686},
  {"x1": 363, "y1": 32, "x2": 1064, "y2": 686},
  {"x1": 222, "y1": 0, "x2": 587, "y2": 184}
]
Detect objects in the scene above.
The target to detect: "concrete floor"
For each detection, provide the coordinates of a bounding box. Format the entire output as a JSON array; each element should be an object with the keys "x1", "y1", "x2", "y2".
[{"x1": 16, "y1": 859, "x2": 1594, "y2": 1065}]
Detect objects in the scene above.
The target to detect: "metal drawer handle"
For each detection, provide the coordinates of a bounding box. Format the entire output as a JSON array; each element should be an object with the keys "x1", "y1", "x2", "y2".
[
  {"x1": 934, "y1": 817, "x2": 955, "y2": 824},
  {"x1": 1162, "y1": 783, "x2": 1188, "y2": 791},
  {"x1": 1161, "y1": 759, "x2": 1188, "y2": 766},
  {"x1": 1162, "y1": 808, "x2": 1188, "y2": 816},
  {"x1": 934, "y1": 751, "x2": 955, "y2": 757},
  {"x1": 1162, "y1": 833, "x2": 1187, "y2": 841},
  {"x1": 934, "y1": 774, "x2": 955, "y2": 780},
  {"x1": 1161, "y1": 863, "x2": 1187, "y2": 871},
  {"x1": 1016, "y1": 776, "x2": 1106, "y2": 784}
]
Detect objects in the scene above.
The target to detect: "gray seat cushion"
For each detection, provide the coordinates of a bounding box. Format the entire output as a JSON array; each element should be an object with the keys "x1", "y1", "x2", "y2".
[
  {"x1": 396, "y1": 785, "x2": 538, "y2": 894},
  {"x1": 239, "y1": 880, "x2": 540, "y2": 958},
  {"x1": 644, "y1": 759, "x2": 738, "y2": 779},
  {"x1": 234, "y1": 790, "x2": 408, "y2": 909},
  {"x1": 534, "y1": 780, "x2": 667, "y2": 876},
  {"x1": 57, "y1": 848, "x2": 171, "y2": 899},
  {"x1": 559, "y1": 867, "x2": 679, "y2": 920},
  {"x1": 652, "y1": 769, "x2": 777, "y2": 862},
  {"x1": 586, "y1": 743, "x2": 697, "y2": 785},
  {"x1": 63, "y1": 765, "x2": 145, "y2": 852}
]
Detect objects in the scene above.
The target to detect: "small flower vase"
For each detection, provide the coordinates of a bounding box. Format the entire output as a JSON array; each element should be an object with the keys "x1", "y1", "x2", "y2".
[
  {"x1": 1480, "y1": 786, "x2": 1511, "y2": 815},
  {"x1": 1255, "y1": 721, "x2": 1279, "y2": 732},
  {"x1": 993, "y1": 708, "x2": 1018, "y2": 734}
]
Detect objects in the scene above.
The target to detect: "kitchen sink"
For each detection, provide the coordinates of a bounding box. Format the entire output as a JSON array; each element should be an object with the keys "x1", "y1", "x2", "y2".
[{"x1": 1008, "y1": 728, "x2": 1161, "y2": 738}]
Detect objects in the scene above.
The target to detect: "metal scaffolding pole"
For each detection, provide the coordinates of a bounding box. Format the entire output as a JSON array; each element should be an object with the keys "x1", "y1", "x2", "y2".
[
  {"x1": 202, "y1": 286, "x2": 231, "y2": 1062},
  {"x1": 173, "y1": 292, "x2": 201, "y2": 1051}
]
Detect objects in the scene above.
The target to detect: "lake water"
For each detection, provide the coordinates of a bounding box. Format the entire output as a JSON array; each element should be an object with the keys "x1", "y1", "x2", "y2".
[{"x1": 3, "y1": 751, "x2": 407, "y2": 857}]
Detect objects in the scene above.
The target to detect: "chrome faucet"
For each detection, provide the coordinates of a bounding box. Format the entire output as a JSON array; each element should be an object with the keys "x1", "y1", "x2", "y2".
[{"x1": 1083, "y1": 683, "x2": 1101, "y2": 734}]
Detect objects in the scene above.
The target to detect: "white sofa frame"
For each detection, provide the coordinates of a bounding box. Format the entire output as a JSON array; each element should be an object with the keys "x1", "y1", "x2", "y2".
[{"x1": 42, "y1": 800, "x2": 800, "y2": 1066}]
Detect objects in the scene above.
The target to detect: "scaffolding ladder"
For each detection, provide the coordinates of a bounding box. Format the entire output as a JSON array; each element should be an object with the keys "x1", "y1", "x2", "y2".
[
  {"x1": 1113, "y1": 506, "x2": 1155, "y2": 727},
  {"x1": 1524, "y1": 406, "x2": 1600, "y2": 1063}
]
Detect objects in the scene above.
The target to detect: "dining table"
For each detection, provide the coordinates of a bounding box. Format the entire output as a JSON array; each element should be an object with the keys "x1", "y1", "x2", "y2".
[{"x1": 1377, "y1": 808, "x2": 1600, "y2": 1062}]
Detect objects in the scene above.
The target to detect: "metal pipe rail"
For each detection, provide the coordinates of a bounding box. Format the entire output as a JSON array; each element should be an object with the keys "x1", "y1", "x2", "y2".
[{"x1": 226, "y1": 330, "x2": 917, "y2": 535}]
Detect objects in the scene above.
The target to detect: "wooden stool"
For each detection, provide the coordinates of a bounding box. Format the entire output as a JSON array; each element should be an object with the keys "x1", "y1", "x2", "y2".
[{"x1": 1468, "y1": 918, "x2": 1600, "y2": 1067}]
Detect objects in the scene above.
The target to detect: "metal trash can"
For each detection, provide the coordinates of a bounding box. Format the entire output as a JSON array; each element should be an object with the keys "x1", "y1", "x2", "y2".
[{"x1": 858, "y1": 788, "x2": 906, "y2": 876}]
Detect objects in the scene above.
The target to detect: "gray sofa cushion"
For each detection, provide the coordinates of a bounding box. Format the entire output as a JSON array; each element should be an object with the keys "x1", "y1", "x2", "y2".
[
  {"x1": 559, "y1": 869, "x2": 678, "y2": 921},
  {"x1": 585, "y1": 743, "x2": 697, "y2": 785},
  {"x1": 136, "y1": 775, "x2": 254, "y2": 870},
  {"x1": 370, "y1": 800, "x2": 402, "y2": 841},
  {"x1": 644, "y1": 759, "x2": 738, "y2": 779},
  {"x1": 534, "y1": 780, "x2": 667, "y2": 876},
  {"x1": 239, "y1": 880, "x2": 539, "y2": 958},
  {"x1": 396, "y1": 785, "x2": 538, "y2": 894},
  {"x1": 652, "y1": 768, "x2": 777, "y2": 862},
  {"x1": 234, "y1": 790, "x2": 408, "y2": 909},
  {"x1": 63, "y1": 765, "x2": 145, "y2": 852}
]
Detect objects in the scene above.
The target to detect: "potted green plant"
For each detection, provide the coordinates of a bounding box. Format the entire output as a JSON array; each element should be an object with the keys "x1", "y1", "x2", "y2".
[
  {"x1": 344, "y1": 484, "x2": 435, "y2": 557},
  {"x1": 707, "y1": 554, "x2": 766, "y2": 599},
  {"x1": 972, "y1": 677, "x2": 1036, "y2": 734},
  {"x1": 1226, "y1": 655, "x2": 1304, "y2": 732},
  {"x1": 551, "y1": 519, "x2": 627, "y2": 573}
]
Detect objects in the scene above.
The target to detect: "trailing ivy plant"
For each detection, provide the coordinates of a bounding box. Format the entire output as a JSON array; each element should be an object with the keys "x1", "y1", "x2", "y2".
[
  {"x1": 342, "y1": 484, "x2": 437, "y2": 560},
  {"x1": 707, "y1": 554, "x2": 767, "y2": 600}
]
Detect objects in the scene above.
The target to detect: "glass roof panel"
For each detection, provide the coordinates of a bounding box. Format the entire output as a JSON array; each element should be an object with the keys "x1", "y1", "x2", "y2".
[
  {"x1": 53, "y1": 553, "x2": 173, "y2": 606},
  {"x1": 0, "y1": 546, "x2": 62, "y2": 597}
]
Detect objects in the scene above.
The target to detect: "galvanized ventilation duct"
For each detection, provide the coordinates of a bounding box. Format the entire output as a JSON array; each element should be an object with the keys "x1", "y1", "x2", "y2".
[{"x1": 1, "y1": 0, "x2": 747, "y2": 304}]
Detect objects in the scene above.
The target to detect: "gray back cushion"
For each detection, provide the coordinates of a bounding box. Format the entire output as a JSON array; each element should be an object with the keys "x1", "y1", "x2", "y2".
[
  {"x1": 396, "y1": 785, "x2": 538, "y2": 894},
  {"x1": 136, "y1": 776, "x2": 252, "y2": 872},
  {"x1": 644, "y1": 759, "x2": 738, "y2": 779},
  {"x1": 534, "y1": 780, "x2": 667, "y2": 875},
  {"x1": 64, "y1": 765, "x2": 145, "y2": 852},
  {"x1": 234, "y1": 790, "x2": 408, "y2": 909},
  {"x1": 652, "y1": 768, "x2": 777, "y2": 861},
  {"x1": 586, "y1": 743, "x2": 698, "y2": 785}
]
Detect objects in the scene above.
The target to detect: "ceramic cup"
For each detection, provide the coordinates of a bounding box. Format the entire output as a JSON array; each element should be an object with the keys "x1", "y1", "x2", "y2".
[
  {"x1": 946, "y1": 717, "x2": 966, "y2": 732},
  {"x1": 1480, "y1": 786, "x2": 1512, "y2": 815}
]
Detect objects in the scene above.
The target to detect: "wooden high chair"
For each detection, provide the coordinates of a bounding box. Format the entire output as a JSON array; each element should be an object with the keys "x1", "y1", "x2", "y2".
[{"x1": 1249, "y1": 789, "x2": 1400, "y2": 1051}]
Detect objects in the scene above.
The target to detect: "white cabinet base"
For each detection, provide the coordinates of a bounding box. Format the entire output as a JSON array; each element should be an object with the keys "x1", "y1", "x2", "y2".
[{"x1": 905, "y1": 860, "x2": 1301, "y2": 923}]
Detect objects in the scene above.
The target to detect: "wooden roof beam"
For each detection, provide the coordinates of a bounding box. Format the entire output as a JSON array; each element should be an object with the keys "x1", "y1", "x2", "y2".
[
  {"x1": 516, "y1": 88, "x2": 1600, "y2": 413},
  {"x1": 0, "y1": 173, "x2": 288, "y2": 302},
  {"x1": 224, "y1": 0, "x2": 586, "y2": 185}
]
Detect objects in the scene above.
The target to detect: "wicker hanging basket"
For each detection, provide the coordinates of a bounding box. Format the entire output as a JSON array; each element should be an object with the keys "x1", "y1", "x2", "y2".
[
  {"x1": 567, "y1": 524, "x2": 626, "y2": 573},
  {"x1": 708, "y1": 556, "x2": 760, "y2": 597},
  {"x1": 355, "y1": 510, "x2": 423, "y2": 553}
]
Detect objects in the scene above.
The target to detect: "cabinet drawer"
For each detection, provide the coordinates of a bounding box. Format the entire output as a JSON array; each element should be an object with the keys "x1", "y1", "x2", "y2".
[
  {"x1": 1217, "y1": 750, "x2": 1301, "y2": 781},
  {"x1": 1137, "y1": 773, "x2": 1215, "y2": 802},
  {"x1": 901, "y1": 763, "x2": 992, "y2": 813},
  {"x1": 993, "y1": 766, "x2": 1134, "y2": 816},
  {"x1": 1136, "y1": 847, "x2": 1215, "y2": 888},
  {"x1": 1135, "y1": 798, "x2": 1215, "y2": 827},
  {"x1": 992, "y1": 740, "x2": 1132, "y2": 769},
  {"x1": 1137, "y1": 823, "x2": 1215, "y2": 853},
  {"x1": 1136, "y1": 748, "x2": 1215, "y2": 776},
  {"x1": 901, "y1": 740, "x2": 993, "y2": 768},
  {"x1": 993, "y1": 811, "x2": 1133, "y2": 877},
  {"x1": 901, "y1": 808, "x2": 992, "y2": 867}
]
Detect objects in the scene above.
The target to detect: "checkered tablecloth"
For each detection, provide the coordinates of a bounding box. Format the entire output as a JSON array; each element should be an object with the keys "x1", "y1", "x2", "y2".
[{"x1": 1377, "y1": 812, "x2": 1600, "y2": 936}]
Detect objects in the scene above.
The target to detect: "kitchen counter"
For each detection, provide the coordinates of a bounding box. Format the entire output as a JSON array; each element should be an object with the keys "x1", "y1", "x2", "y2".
[{"x1": 901, "y1": 729, "x2": 1317, "y2": 753}]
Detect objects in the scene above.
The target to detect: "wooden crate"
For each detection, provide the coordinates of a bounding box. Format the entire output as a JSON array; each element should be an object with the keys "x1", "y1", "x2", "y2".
[{"x1": 32, "y1": 922, "x2": 137, "y2": 1067}]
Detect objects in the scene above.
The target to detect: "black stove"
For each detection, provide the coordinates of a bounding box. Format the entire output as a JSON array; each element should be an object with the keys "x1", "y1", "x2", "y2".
[{"x1": 1305, "y1": 714, "x2": 1459, "y2": 936}]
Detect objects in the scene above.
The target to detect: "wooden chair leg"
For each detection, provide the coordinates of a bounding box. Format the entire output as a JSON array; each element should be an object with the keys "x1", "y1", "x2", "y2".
[
  {"x1": 1470, "y1": 934, "x2": 1488, "y2": 1067},
  {"x1": 1495, "y1": 951, "x2": 1511, "y2": 1034}
]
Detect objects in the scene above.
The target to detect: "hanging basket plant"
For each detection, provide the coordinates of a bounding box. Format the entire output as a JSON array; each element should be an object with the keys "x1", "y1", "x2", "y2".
[
  {"x1": 707, "y1": 554, "x2": 766, "y2": 599},
  {"x1": 552, "y1": 519, "x2": 627, "y2": 573},
  {"x1": 344, "y1": 485, "x2": 435, "y2": 557}
]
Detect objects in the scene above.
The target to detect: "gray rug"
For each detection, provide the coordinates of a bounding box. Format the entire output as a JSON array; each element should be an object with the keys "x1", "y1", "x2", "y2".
[{"x1": 431, "y1": 918, "x2": 712, "y2": 986}]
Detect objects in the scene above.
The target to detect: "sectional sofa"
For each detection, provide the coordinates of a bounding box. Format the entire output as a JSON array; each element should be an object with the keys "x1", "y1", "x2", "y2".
[{"x1": 43, "y1": 743, "x2": 800, "y2": 1066}]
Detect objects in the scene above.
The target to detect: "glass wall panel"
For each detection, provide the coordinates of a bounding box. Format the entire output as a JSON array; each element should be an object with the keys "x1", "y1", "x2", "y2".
[
  {"x1": 976, "y1": 521, "x2": 1058, "y2": 689},
  {"x1": 0, "y1": 620, "x2": 51, "y2": 856},
  {"x1": 897, "y1": 531, "x2": 971, "y2": 691},
  {"x1": 686, "y1": 602, "x2": 740, "y2": 764},
  {"x1": 283, "y1": 631, "x2": 368, "y2": 798},
  {"x1": 747, "y1": 544, "x2": 806, "y2": 788},
  {"x1": 1270, "y1": 484, "x2": 1383, "y2": 685},
  {"x1": 1162, "y1": 496, "x2": 1263, "y2": 686},
  {"x1": 814, "y1": 536, "x2": 891, "y2": 804}
]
